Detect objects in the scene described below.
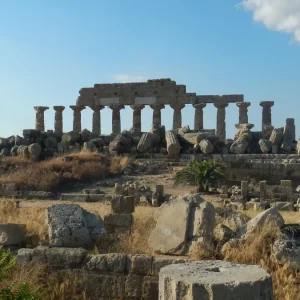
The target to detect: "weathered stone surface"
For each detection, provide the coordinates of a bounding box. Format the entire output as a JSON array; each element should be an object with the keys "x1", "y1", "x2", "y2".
[
  {"x1": 109, "y1": 133, "x2": 131, "y2": 153},
  {"x1": 222, "y1": 212, "x2": 248, "y2": 232},
  {"x1": 125, "y1": 274, "x2": 141, "y2": 298},
  {"x1": 165, "y1": 130, "x2": 180, "y2": 157},
  {"x1": 61, "y1": 131, "x2": 81, "y2": 145},
  {"x1": 269, "y1": 128, "x2": 284, "y2": 146},
  {"x1": 281, "y1": 118, "x2": 295, "y2": 153},
  {"x1": 137, "y1": 133, "x2": 153, "y2": 153},
  {"x1": 106, "y1": 253, "x2": 127, "y2": 273},
  {"x1": 17, "y1": 248, "x2": 33, "y2": 263},
  {"x1": 0, "y1": 224, "x2": 26, "y2": 246},
  {"x1": 149, "y1": 194, "x2": 215, "y2": 255},
  {"x1": 127, "y1": 254, "x2": 153, "y2": 275},
  {"x1": 17, "y1": 145, "x2": 29, "y2": 158},
  {"x1": 45, "y1": 247, "x2": 87, "y2": 268},
  {"x1": 104, "y1": 213, "x2": 133, "y2": 228},
  {"x1": 237, "y1": 207, "x2": 284, "y2": 239},
  {"x1": 150, "y1": 124, "x2": 165, "y2": 145},
  {"x1": 159, "y1": 261, "x2": 273, "y2": 300},
  {"x1": 180, "y1": 132, "x2": 201, "y2": 145},
  {"x1": 199, "y1": 139, "x2": 214, "y2": 154},
  {"x1": 259, "y1": 139, "x2": 272, "y2": 154},
  {"x1": 152, "y1": 255, "x2": 189, "y2": 276},
  {"x1": 142, "y1": 276, "x2": 159, "y2": 300},
  {"x1": 46, "y1": 204, "x2": 106, "y2": 248},
  {"x1": 214, "y1": 224, "x2": 234, "y2": 244},
  {"x1": 230, "y1": 136, "x2": 249, "y2": 154},
  {"x1": 271, "y1": 202, "x2": 294, "y2": 211},
  {"x1": 111, "y1": 196, "x2": 134, "y2": 213},
  {"x1": 84, "y1": 254, "x2": 107, "y2": 271},
  {"x1": 44, "y1": 136, "x2": 57, "y2": 149}
]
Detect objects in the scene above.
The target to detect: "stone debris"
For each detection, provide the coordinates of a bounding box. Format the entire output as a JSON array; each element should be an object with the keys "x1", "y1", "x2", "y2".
[{"x1": 0, "y1": 224, "x2": 26, "y2": 246}]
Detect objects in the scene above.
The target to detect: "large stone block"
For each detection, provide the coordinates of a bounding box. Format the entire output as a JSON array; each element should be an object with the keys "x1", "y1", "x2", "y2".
[
  {"x1": 165, "y1": 131, "x2": 180, "y2": 157},
  {"x1": 106, "y1": 253, "x2": 127, "y2": 273},
  {"x1": 126, "y1": 254, "x2": 153, "y2": 275},
  {"x1": 159, "y1": 261, "x2": 273, "y2": 300},
  {"x1": 0, "y1": 224, "x2": 26, "y2": 246},
  {"x1": 125, "y1": 274, "x2": 142, "y2": 298},
  {"x1": 111, "y1": 196, "x2": 135, "y2": 213},
  {"x1": 142, "y1": 276, "x2": 158, "y2": 300},
  {"x1": 104, "y1": 213, "x2": 133, "y2": 227}
]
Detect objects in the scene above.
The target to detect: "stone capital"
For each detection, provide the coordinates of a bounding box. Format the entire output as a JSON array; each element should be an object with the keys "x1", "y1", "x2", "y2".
[
  {"x1": 150, "y1": 104, "x2": 165, "y2": 111},
  {"x1": 236, "y1": 102, "x2": 251, "y2": 109},
  {"x1": 69, "y1": 105, "x2": 86, "y2": 112},
  {"x1": 90, "y1": 105, "x2": 104, "y2": 112},
  {"x1": 53, "y1": 106, "x2": 65, "y2": 112},
  {"x1": 109, "y1": 104, "x2": 125, "y2": 111},
  {"x1": 214, "y1": 102, "x2": 228, "y2": 109},
  {"x1": 34, "y1": 106, "x2": 49, "y2": 113},
  {"x1": 170, "y1": 104, "x2": 185, "y2": 110},
  {"x1": 130, "y1": 105, "x2": 145, "y2": 111},
  {"x1": 259, "y1": 101, "x2": 274, "y2": 108},
  {"x1": 193, "y1": 103, "x2": 206, "y2": 109}
]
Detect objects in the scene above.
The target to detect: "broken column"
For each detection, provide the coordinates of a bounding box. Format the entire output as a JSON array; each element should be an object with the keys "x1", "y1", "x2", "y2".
[
  {"x1": 34, "y1": 106, "x2": 49, "y2": 132},
  {"x1": 137, "y1": 133, "x2": 153, "y2": 153},
  {"x1": 53, "y1": 106, "x2": 65, "y2": 134},
  {"x1": 109, "y1": 104, "x2": 125, "y2": 134},
  {"x1": 193, "y1": 103, "x2": 206, "y2": 130},
  {"x1": 130, "y1": 105, "x2": 145, "y2": 132},
  {"x1": 281, "y1": 118, "x2": 295, "y2": 153},
  {"x1": 214, "y1": 102, "x2": 228, "y2": 141},
  {"x1": 236, "y1": 102, "x2": 251, "y2": 124},
  {"x1": 70, "y1": 105, "x2": 85, "y2": 133},
  {"x1": 170, "y1": 104, "x2": 185, "y2": 129},
  {"x1": 159, "y1": 261, "x2": 273, "y2": 300},
  {"x1": 165, "y1": 131, "x2": 180, "y2": 157},
  {"x1": 90, "y1": 105, "x2": 104, "y2": 136},
  {"x1": 150, "y1": 104, "x2": 165, "y2": 126},
  {"x1": 260, "y1": 101, "x2": 274, "y2": 137}
]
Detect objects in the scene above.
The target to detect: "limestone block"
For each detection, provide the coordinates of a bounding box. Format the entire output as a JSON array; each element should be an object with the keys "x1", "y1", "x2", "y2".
[
  {"x1": 109, "y1": 134, "x2": 131, "y2": 153},
  {"x1": 230, "y1": 136, "x2": 249, "y2": 154},
  {"x1": 84, "y1": 254, "x2": 107, "y2": 271},
  {"x1": 125, "y1": 274, "x2": 142, "y2": 298},
  {"x1": 137, "y1": 133, "x2": 153, "y2": 153},
  {"x1": 0, "y1": 224, "x2": 26, "y2": 246},
  {"x1": 142, "y1": 276, "x2": 159, "y2": 300},
  {"x1": 61, "y1": 131, "x2": 81, "y2": 145},
  {"x1": 111, "y1": 196, "x2": 134, "y2": 213},
  {"x1": 222, "y1": 213, "x2": 248, "y2": 232},
  {"x1": 237, "y1": 207, "x2": 284, "y2": 239},
  {"x1": 281, "y1": 180, "x2": 292, "y2": 187},
  {"x1": 269, "y1": 128, "x2": 284, "y2": 146},
  {"x1": 165, "y1": 130, "x2": 180, "y2": 157},
  {"x1": 271, "y1": 202, "x2": 294, "y2": 211},
  {"x1": 17, "y1": 248, "x2": 33, "y2": 264},
  {"x1": 152, "y1": 255, "x2": 190, "y2": 276},
  {"x1": 180, "y1": 132, "x2": 201, "y2": 145},
  {"x1": 104, "y1": 213, "x2": 133, "y2": 227},
  {"x1": 106, "y1": 253, "x2": 127, "y2": 273},
  {"x1": 159, "y1": 261, "x2": 273, "y2": 300},
  {"x1": 17, "y1": 145, "x2": 29, "y2": 158},
  {"x1": 213, "y1": 224, "x2": 234, "y2": 244},
  {"x1": 199, "y1": 139, "x2": 214, "y2": 154},
  {"x1": 126, "y1": 254, "x2": 153, "y2": 275},
  {"x1": 281, "y1": 118, "x2": 295, "y2": 153},
  {"x1": 31, "y1": 246, "x2": 48, "y2": 263},
  {"x1": 45, "y1": 248, "x2": 87, "y2": 268},
  {"x1": 259, "y1": 139, "x2": 272, "y2": 154}
]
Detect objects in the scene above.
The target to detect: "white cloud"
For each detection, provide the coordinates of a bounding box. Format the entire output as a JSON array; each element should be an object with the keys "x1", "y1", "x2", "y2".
[
  {"x1": 240, "y1": 0, "x2": 300, "y2": 42},
  {"x1": 111, "y1": 74, "x2": 145, "y2": 83}
]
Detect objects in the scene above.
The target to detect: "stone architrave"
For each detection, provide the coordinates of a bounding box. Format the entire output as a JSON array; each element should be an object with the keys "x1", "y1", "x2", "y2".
[
  {"x1": 214, "y1": 102, "x2": 228, "y2": 141},
  {"x1": 170, "y1": 104, "x2": 185, "y2": 129},
  {"x1": 109, "y1": 104, "x2": 125, "y2": 134},
  {"x1": 150, "y1": 104, "x2": 165, "y2": 126},
  {"x1": 70, "y1": 105, "x2": 85, "y2": 133},
  {"x1": 236, "y1": 102, "x2": 250, "y2": 124},
  {"x1": 130, "y1": 105, "x2": 145, "y2": 132},
  {"x1": 34, "y1": 106, "x2": 49, "y2": 132},
  {"x1": 53, "y1": 106, "x2": 65, "y2": 134},
  {"x1": 260, "y1": 101, "x2": 274, "y2": 131},
  {"x1": 193, "y1": 103, "x2": 206, "y2": 130},
  {"x1": 90, "y1": 105, "x2": 104, "y2": 135}
]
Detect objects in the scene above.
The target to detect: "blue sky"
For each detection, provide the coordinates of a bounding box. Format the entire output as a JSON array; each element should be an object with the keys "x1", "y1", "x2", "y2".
[{"x1": 0, "y1": 0, "x2": 299, "y2": 139}]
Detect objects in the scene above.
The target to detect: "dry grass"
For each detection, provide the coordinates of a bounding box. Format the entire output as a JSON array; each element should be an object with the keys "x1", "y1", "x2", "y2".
[{"x1": 0, "y1": 152, "x2": 131, "y2": 192}]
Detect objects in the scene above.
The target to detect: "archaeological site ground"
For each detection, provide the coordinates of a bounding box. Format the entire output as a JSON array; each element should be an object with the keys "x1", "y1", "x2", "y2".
[{"x1": 0, "y1": 79, "x2": 300, "y2": 299}]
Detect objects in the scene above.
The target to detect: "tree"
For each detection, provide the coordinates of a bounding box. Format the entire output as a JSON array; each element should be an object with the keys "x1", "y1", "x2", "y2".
[
  {"x1": 174, "y1": 160, "x2": 224, "y2": 192},
  {"x1": 0, "y1": 250, "x2": 41, "y2": 300}
]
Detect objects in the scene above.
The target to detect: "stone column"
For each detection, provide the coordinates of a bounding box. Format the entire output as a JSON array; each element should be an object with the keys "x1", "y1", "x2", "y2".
[
  {"x1": 109, "y1": 104, "x2": 125, "y2": 134},
  {"x1": 130, "y1": 105, "x2": 145, "y2": 132},
  {"x1": 150, "y1": 104, "x2": 165, "y2": 125},
  {"x1": 90, "y1": 105, "x2": 104, "y2": 135},
  {"x1": 53, "y1": 106, "x2": 65, "y2": 134},
  {"x1": 236, "y1": 102, "x2": 251, "y2": 124},
  {"x1": 214, "y1": 102, "x2": 228, "y2": 141},
  {"x1": 260, "y1": 101, "x2": 274, "y2": 128},
  {"x1": 70, "y1": 105, "x2": 85, "y2": 133},
  {"x1": 193, "y1": 103, "x2": 206, "y2": 130},
  {"x1": 34, "y1": 106, "x2": 49, "y2": 132},
  {"x1": 170, "y1": 104, "x2": 185, "y2": 129}
]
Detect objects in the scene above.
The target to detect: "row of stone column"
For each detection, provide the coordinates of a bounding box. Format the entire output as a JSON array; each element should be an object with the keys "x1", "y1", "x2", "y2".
[{"x1": 34, "y1": 101, "x2": 275, "y2": 140}]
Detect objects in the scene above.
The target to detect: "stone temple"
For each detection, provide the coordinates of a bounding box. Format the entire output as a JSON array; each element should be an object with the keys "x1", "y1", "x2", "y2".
[{"x1": 34, "y1": 78, "x2": 250, "y2": 141}]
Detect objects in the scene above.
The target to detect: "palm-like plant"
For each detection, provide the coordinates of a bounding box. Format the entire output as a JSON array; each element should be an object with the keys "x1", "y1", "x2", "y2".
[{"x1": 174, "y1": 160, "x2": 224, "y2": 192}]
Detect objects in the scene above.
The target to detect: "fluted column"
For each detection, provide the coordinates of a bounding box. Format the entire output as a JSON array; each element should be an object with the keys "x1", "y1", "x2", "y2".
[
  {"x1": 259, "y1": 101, "x2": 274, "y2": 129},
  {"x1": 214, "y1": 102, "x2": 228, "y2": 141},
  {"x1": 150, "y1": 104, "x2": 165, "y2": 126},
  {"x1": 193, "y1": 103, "x2": 206, "y2": 130},
  {"x1": 34, "y1": 106, "x2": 49, "y2": 132},
  {"x1": 130, "y1": 105, "x2": 145, "y2": 132},
  {"x1": 109, "y1": 104, "x2": 125, "y2": 134},
  {"x1": 236, "y1": 102, "x2": 251, "y2": 124},
  {"x1": 70, "y1": 105, "x2": 85, "y2": 132},
  {"x1": 53, "y1": 106, "x2": 65, "y2": 134},
  {"x1": 90, "y1": 105, "x2": 104, "y2": 135},
  {"x1": 170, "y1": 104, "x2": 185, "y2": 129}
]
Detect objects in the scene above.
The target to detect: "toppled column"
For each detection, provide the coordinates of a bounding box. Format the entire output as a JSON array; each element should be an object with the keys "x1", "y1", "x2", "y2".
[
  {"x1": 34, "y1": 106, "x2": 49, "y2": 132},
  {"x1": 281, "y1": 118, "x2": 295, "y2": 153},
  {"x1": 137, "y1": 133, "x2": 153, "y2": 153},
  {"x1": 130, "y1": 105, "x2": 145, "y2": 132},
  {"x1": 170, "y1": 104, "x2": 185, "y2": 129},
  {"x1": 165, "y1": 130, "x2": 180, "y2": 157},
  {"x1": 260, "y1": 101, "x2": 274, "y2": 137},
  {"x1": 214, "y1": 102, "x2": 228, "y2": 141},
  {"x1": 236, "y1": 102, "x2": 250, "y2": 124},
  {"x1": 90, "y1": 105, "x2": 104, "y2": 135},
  {"x1": 70, "y1": 105, "x2": 85, "y2": 133},
  {"x1": 150, "y1": 104, "x2": 165, "y2": 126},
  {"x1": 53, "y1": 106, "x2": 65, "y2": 134},
  {"x1": 159, "y1": 261, "x2": 273, "y2": 300},
  {"x1": 193, "y1": 103, "x2": 206, "y2": 130},
  {"x1": 109, "y1": 104, "x2": 125, "y2": 134}
]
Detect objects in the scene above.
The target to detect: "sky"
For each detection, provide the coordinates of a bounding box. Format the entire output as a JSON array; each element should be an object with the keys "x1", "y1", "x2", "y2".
[{"x1": 0, "y1": 0, "x2": 300, "y2": 139}]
